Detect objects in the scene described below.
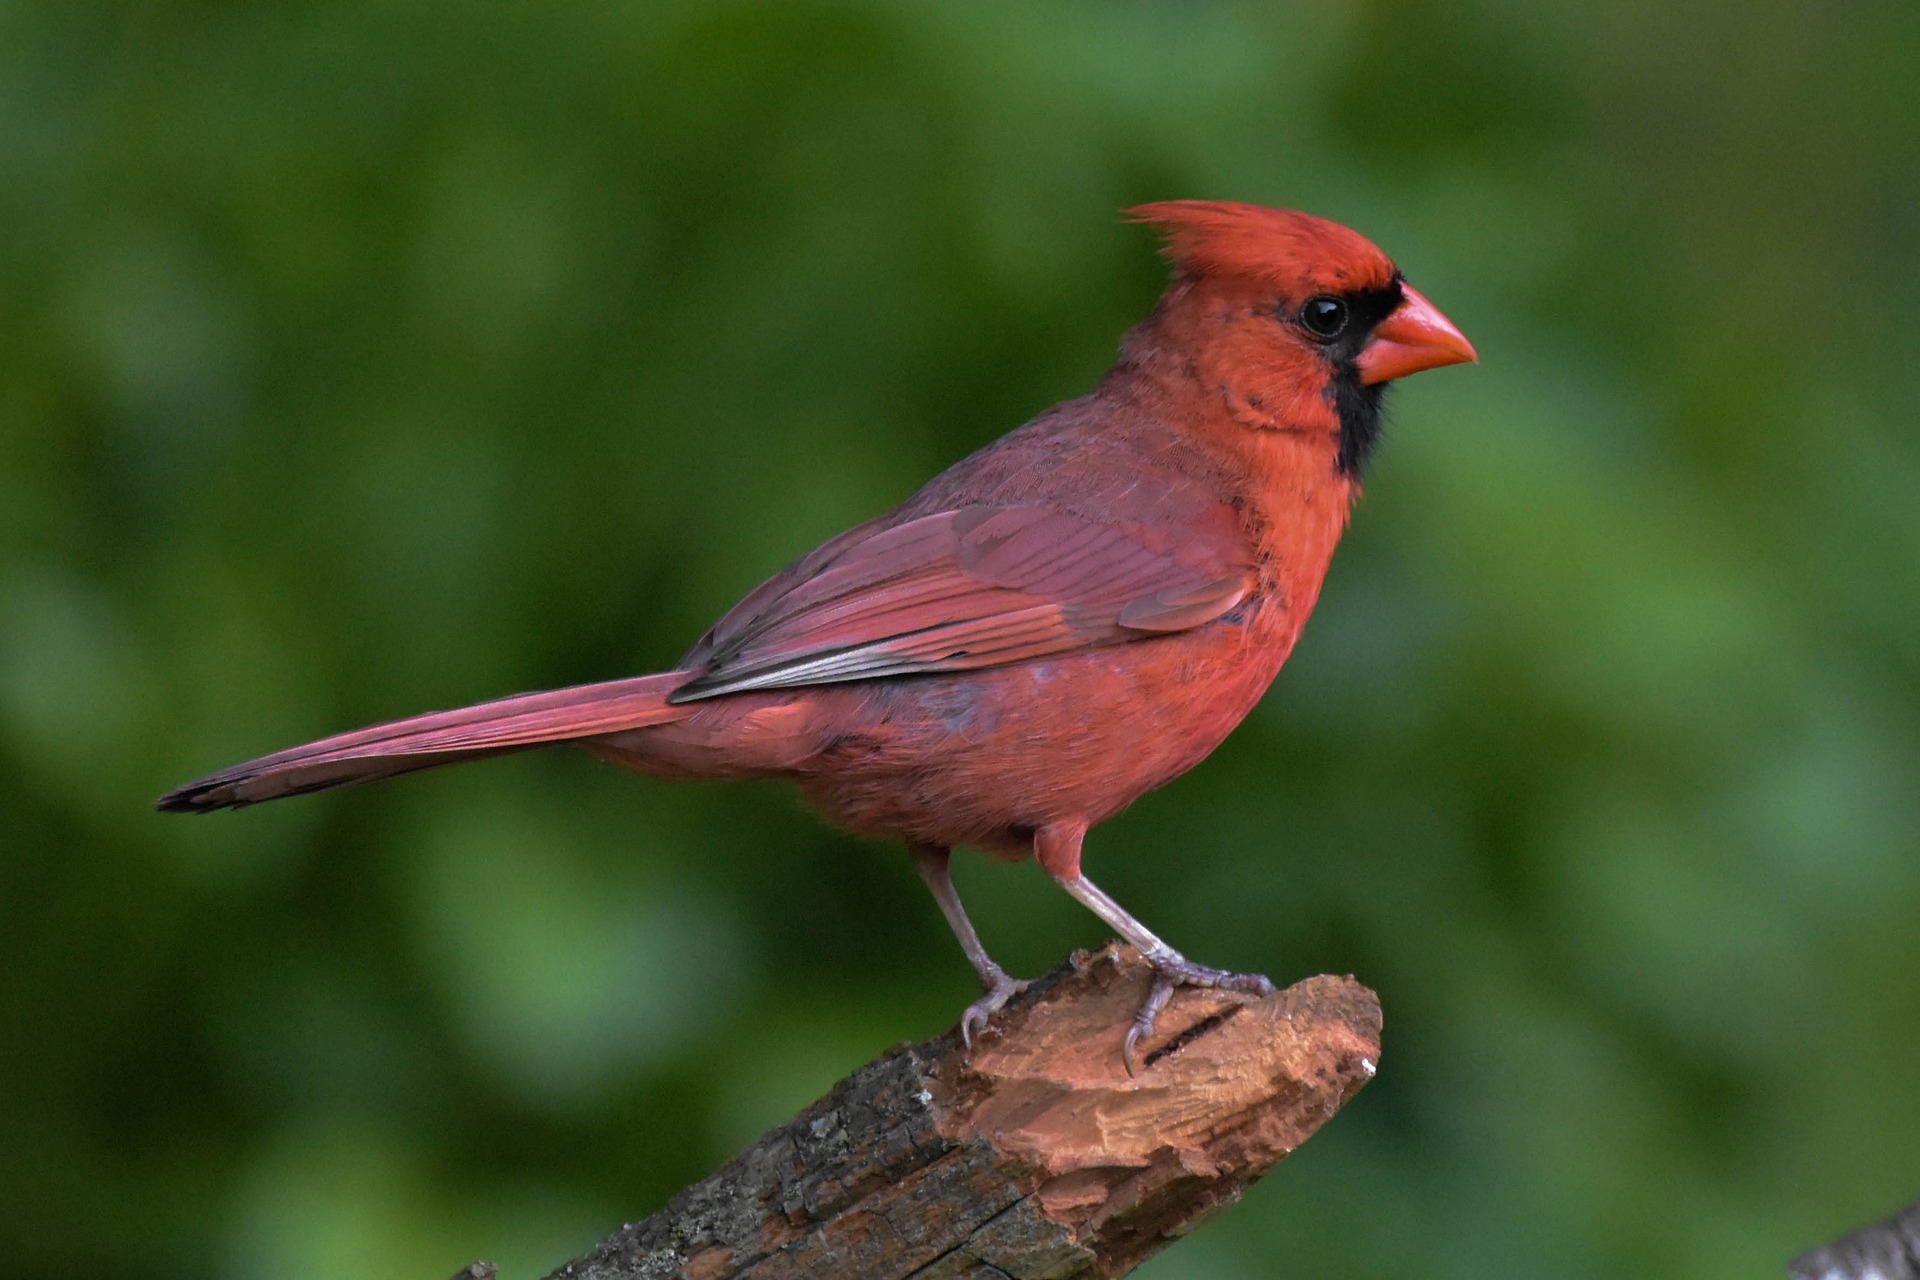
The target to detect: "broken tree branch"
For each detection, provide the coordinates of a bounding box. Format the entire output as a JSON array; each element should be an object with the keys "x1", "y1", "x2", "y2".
[
  {"x1": 461, "y1": 944, "x2": 1381, "y2": 1280},
  {"x1": 1789, "y1": 1196, "x2": 1920, "y2": 1280}
]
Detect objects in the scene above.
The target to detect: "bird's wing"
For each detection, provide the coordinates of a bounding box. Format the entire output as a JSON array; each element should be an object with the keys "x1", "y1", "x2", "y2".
[{"x1": 670, "y1": 503, "x2": 1253, "y2": 701}]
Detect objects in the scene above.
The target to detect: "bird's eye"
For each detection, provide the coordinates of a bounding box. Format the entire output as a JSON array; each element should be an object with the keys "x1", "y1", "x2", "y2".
[{"x1": 1299, "y1": 295, "x2": 1349, "y2": 339}]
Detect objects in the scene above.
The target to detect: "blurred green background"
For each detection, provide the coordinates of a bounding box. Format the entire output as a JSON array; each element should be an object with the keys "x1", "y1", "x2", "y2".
[{"x1": 4, "y1": 1, "x2": 1918, "y2": 1277}]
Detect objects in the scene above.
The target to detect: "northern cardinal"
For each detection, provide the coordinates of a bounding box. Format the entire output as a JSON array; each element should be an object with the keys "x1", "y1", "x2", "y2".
[{"x1": 160, "y1": 201, "x2": 1475, "y2": 1070}]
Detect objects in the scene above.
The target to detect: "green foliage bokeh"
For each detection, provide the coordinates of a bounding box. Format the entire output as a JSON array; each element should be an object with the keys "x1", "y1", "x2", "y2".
[{"x1": 4, "y1": 2, "x2": 1918, "y2": 1277}]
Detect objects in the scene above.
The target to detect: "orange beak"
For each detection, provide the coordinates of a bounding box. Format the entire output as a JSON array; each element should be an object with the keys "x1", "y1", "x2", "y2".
[{"x1": 1356, "y1": 284, "x2": 1477, "y2": 385}]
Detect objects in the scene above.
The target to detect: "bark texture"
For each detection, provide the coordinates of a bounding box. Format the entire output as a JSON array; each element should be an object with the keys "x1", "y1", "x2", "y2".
[
  {"x1": 495, "y1": 944, "x2": 1379, "y2": 1280},
  {"x1": 1789, "y1": 1197, "x2": 1920, "y2": 1280}
]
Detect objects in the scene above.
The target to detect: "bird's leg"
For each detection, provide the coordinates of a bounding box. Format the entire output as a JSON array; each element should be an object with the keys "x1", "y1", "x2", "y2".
[
  {"x1": 910, "y1": 843, "x2": 1027, "y2": 1047},
  {"x1": 1035, "y1": 822, "x2": 1274, "y2": 1075}
]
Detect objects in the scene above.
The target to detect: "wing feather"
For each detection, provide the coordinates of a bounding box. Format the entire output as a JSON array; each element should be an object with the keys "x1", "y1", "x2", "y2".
[{"x1": 671, "y1": 503, "x2": 1254, "y2": 701}]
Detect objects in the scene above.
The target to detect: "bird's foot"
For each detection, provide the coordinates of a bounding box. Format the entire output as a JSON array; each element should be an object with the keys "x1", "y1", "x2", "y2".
[
  {"x1": 960, "y1": 968, "x2": 1029, "y2": 1048},
  {"x1": 1124, "y1": 952, "x2": 1275, "y2": 1077}
]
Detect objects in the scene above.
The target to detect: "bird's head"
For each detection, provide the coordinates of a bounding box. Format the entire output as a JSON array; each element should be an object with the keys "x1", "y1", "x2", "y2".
[{"x1": 1125, "y1": 200, "x2": 1476, "y2": 476}]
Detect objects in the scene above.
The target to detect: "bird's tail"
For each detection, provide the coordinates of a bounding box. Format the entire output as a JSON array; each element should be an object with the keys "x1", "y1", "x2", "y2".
[{"x1": 156, "y1": 671, "x2": 695, "y2": 812}]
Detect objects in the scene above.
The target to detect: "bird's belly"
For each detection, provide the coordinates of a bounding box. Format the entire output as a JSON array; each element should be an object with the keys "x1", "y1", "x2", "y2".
[{"x1": 793, "y1": 608, "x2": 1296, "y2": 852}]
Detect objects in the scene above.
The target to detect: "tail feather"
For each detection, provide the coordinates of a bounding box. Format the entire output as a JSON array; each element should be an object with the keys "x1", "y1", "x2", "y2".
[{"x1": 157, "y1": 671, "x2": 695, "y2": 812}]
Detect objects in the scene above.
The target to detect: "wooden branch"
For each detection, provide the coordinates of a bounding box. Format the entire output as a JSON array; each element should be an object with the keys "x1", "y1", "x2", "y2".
[
  {"x1": 456, "y1": 944, "x2": 1380, "y2": 1280},
  {"x1": 1789, "y1": 1197, "x2": 1920, "y2": 1280}
]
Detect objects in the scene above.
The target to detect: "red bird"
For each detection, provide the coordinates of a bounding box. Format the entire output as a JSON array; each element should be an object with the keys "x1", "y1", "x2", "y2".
[{"x1": 160, "y1": 201, "x2": 1475, "y2": 1070}]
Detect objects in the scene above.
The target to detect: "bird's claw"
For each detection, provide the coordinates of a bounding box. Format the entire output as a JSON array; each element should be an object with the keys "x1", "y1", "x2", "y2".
[
  {"x1": 959, "y1": 969, "x2": 1029, "y2": 1049},
  {"x1": 1122, "y1": 954, "x2": 1275, "y2": 1077}
]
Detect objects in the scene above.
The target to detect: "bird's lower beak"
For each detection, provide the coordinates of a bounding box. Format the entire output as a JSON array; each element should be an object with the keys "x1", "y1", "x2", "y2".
[{"x1": 1356, "y1": 285, "x2": 1478, "y2": 385}]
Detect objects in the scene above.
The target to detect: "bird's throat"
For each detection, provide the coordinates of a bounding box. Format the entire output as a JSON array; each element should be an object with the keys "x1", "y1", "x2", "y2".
[{"x1": 1332, "y1": 365, "x2": 1387, "y2": 477}]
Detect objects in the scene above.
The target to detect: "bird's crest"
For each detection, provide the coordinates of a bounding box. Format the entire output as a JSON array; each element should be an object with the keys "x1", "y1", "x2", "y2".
[{"x1": 1125, "y1": 200, "x2": 1396, "y2": 295}]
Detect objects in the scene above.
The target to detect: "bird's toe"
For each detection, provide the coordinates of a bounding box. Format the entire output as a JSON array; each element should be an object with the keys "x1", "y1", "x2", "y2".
[
  {"x1": 958, "y1": 971, "x2": 1028, "y2": 1049},
  {"x1": 1124, "y1": 953, "x2": 1275, "y2": 1075}
]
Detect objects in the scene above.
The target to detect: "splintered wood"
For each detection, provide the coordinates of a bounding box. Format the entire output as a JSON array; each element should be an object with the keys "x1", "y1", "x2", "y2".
[{"x1": 536, "y1": 946, "x2": 1381, "y2": 1280}]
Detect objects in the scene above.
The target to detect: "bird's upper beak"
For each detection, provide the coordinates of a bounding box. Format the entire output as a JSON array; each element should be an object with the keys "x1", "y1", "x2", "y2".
[{"x1": 1356, "y1": 284, "x2": 1478, "y2": 385}]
